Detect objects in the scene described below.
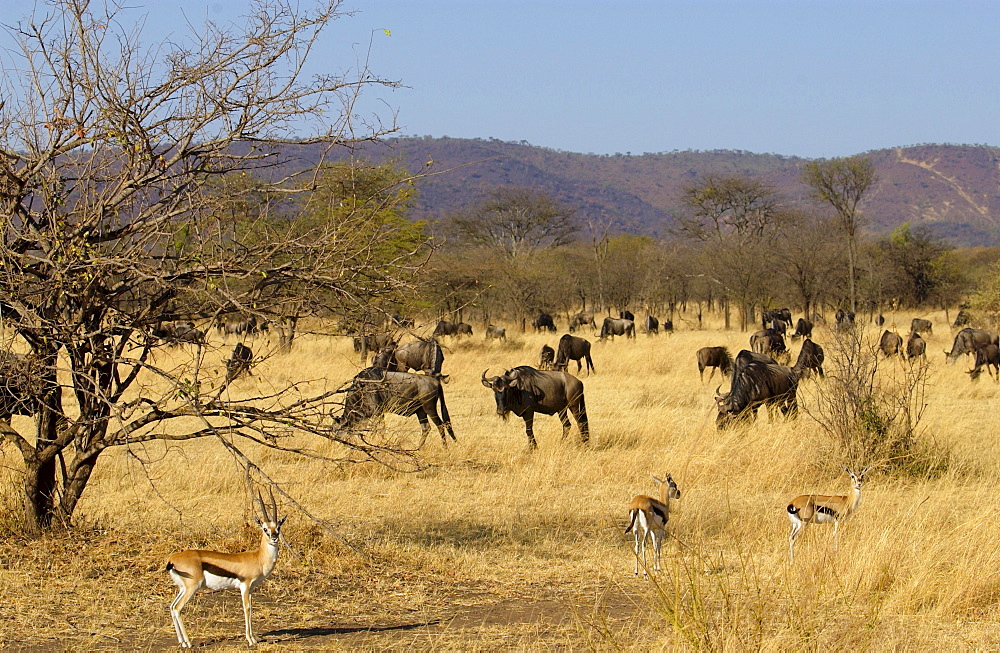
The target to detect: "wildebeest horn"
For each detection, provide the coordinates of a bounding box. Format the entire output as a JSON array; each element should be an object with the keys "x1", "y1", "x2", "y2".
[{"x1": 481, "y1": 369, "x2": 492, "y2": 388}]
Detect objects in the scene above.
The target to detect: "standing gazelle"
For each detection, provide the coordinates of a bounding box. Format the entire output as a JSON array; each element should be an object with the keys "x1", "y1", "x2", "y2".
[
  {"x1": 166, "y1": 486, "x2": 287, "y2": 648},
  {"x1": 625, "y1": 473, "x2": 681, "y2": 576},
  {"x1": 786, "y1": 466, "x2": 869, "y2": 562}
]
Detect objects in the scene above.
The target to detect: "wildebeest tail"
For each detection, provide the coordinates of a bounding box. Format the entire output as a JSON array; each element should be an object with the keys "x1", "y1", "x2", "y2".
[
  {"x1": 625, "y1": 508, "x2": 638, "y2": 534},
  {"x1": 438, "y1": 386, "x2": 451, "y2": 425}
]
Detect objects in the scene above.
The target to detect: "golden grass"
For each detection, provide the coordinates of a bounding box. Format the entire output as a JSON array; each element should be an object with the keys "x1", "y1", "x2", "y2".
[{"x1": 3, "y1": 310, "x2": 1000, "y2": 649}]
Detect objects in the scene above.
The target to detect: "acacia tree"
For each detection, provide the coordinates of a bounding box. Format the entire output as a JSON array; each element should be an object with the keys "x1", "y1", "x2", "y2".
[
  {"x1": 678, "y1": 174, "x2": 783, "y2": 330},
  {"x1": 0, "y1": 0, "x2": 428, "y2": 530},
  {"x1": 802, "y1": 156, "x2": 878, "y2": 313}
]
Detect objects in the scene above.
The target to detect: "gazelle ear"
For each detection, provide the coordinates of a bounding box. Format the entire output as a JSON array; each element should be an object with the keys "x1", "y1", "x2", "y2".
[
  {"x1": 651, "y1": 474, "x2": 662, "y2": 484},
  {"x1": 277, "y1": 515, "x2": 287, "y2": 528}
]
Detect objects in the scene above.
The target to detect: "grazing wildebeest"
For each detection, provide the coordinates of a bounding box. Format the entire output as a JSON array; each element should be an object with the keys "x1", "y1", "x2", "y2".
[
  {"x1": 353, "y1": 332, "x2": 395, "y2": 354},
  {"x1": 389, "y1": 339, "x2": 446, "y2": 377},
  {"x1": 337, "y1": 367, "x2": 455, "y2": 446},
  {"x1": 910, "y1": 318, "x2": 933, "y2": 335},
  {"x1": 555, "y1": 334, "x2": 595, "y2": 375},
  {"x1": 835, "y1": 309, "x2": 856, "y2": 331},
  {"x1": 734, "y1": 349, "x2": 777, "y2": 375},
  {"x1": 481, "y1": 367, "x2": 589, "y2": 448},
  {"x1": 662, "y1": 319, "x2": 673, "y2": 333},
  {"x1": 791, "y1": 318, "x2": 813, "y2": 340},
  {"x1": 644, "y1": 315, "x2": 659, "y2": 335},
  {"x1": 875, "y1": 313, "x2": 885, "y2": 327},
  {"x1": 485, "y1": 325, "x2": 506, "y2": 341},
  {"x1": 953, "y1": 309, "x2": 972, "y2": 328},
  {"x1": 533, "y1": 313, "x2": 557, "y2": 332},
  {"x1": 455, "y1": 322, "x2": 473, "y2": 337},
  {"x1": 905, "y1": 331, "x2": 926, "y2": 361},
  {"x1": 620, "y1": 310, "x2": 635, "y2": 322},
  {"x1": 154, "y1": 321, "x2": 205, "y2": 346},
  {"x1": 225, "y1": 343, "x2": 253, "y2": 383},
  {"x1": 879, "y1": 330, "x2": 903, "y2": 358},
  {"x1": 696, "y1": 346, "x2": 734, "y2": 382},
  {"x1": 433, "y1": 320, "x2": 459, "y2": 337},
  {"x1": 600, "y1": 317, "x2": 635, "y2": 340},
  {"x1": 539, "y1": 344, "x2": 557, "y2": 370},
  {"x1": 714, "y1": 353, "x2": 799, "y2": 430},
  {"x1": 792, "y1": 338, "x2": 825, "y2": 378},
  {"x1": 750, "y1": 329, "x2": 787, "y2": 362},
  {"x1": 945, "y1": 328, "x2": 999, "y2": 364},
  {"x1": 968, "y1": 344, "x2": 1000, "y2": 381},
  {"x1": 568, "y1": 312, "x2": 597, "y2": 332},
  {"x1": 762, "y1": 308, "x2": 792, "y2": 329},
  {"x1": 220, "y1": 315, "x2": 266, "y2": 340}
]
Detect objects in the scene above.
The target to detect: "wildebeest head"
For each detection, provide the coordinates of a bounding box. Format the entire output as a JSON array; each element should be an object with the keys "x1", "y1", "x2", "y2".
[{"x1": 481, "y1": 368, "x2": 536, "y2": 419}]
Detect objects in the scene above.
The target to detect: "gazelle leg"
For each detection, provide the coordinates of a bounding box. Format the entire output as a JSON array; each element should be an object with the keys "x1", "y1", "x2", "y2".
[
  {"x1": 789, "y1": 520, "x2": 803, "y2": 562},
  {"x1": 651, "y1": 528, "x2": 662, "y2": 572},
  {"x1": 633, "y1": 530, "x2": 641, "y2": 576},
  {"x1": 170, "y1": 582, "x2": 198, "y2": 648},
  {"x1": 241, "y1": 583, "x2": 257, "y2": 645}
]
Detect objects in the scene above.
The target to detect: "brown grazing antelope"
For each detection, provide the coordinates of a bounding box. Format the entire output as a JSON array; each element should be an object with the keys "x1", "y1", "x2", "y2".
[
  {"x1": 624, "y1": 474, "x2": 681, "y2": 576},
  {"x1": 786, "y1": 466, "x2": 869, "y2": 562},
  {"x1": 166, "y1": 487, "x2": 286, "y2": 647}
]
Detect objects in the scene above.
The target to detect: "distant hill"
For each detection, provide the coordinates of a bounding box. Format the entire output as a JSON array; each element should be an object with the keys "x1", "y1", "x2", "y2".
[{"x1": 290, "y1": 137, "x2": 1000, "y2": 247}]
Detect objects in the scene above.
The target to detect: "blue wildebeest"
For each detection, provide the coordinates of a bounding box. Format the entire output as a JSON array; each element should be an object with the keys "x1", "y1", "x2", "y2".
[
  {"x1": 379, "y1": 339, "x2": 446, "y2": 378},
  {"x1": 225, "y1": 343, "x2": 253, "y2": 383},
  {"x1": 967, "y1": 344, "x2": 1000, "y2": 381},
  {"x1": 533, "y1": 313, "x2": 557, "y2": 332},
  {"x1": 485, "y1": 325, "x2": 506, "y2": 341},
  {"x1": 792, "y1": 338, "x2": 824, "y2": 378},
  {"x1": 714, "y1": 351, "x2": 799, "y2": 430},
  {"x1": 600, "y1": 317, "x2": 635, "y2": 340},
  {"x1": 910, "y1": 318, "x2": 933, "y2": 335},
  {"x1": 539, "y1": 344, "x2": 556, "y2": 370},
  {"x1": 568, "y1": 311, "x2": 597, "y2": 333},
  {"x1": 879, "y1": 330, "x2": 903, "y2": 358},
  {"x1": 835, "y1": 309, "x2": 856, "y2": 331},
  {"x1": 481, "y1": 366, "x2": 589, "y2": 448},
  {"x1": 555, "y1": 334, "x2": 594, "y2": 375},
  {"x1": 906, "y1": 332, "x2": 926, "y2": 361},
  {"x1": 945, "y1": 328, "x2": 999, "y2": 364},
  {"x1": 791, "y1": 318, "x2": 813, "y2": 340},
  {"x1": 644, "y1": 315, "x2": 659, "y2": 335},
  {"x1": 750, "y1": 328, "x2": 788, "y2": 363},
  {"x1": 620, "y1": 310, "x2": 635, "y2": 322},
  {"x1": 696, "y1": 346, "x2": 733, "y2": 382},
  {"x1": 337, "y1": 367, "x2": 455, "y2": 446}
]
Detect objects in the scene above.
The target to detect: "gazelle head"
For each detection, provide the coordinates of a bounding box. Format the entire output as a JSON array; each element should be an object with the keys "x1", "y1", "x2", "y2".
[
  {"x1": 653, "y1": 473, "x2": 681, "y2": 500},
  {"x1": 252, "y1": 486, "x2": 287, "y2": 546},
  {"x1": 844, "y1": 466, "x2": 871, "y2": 490}
]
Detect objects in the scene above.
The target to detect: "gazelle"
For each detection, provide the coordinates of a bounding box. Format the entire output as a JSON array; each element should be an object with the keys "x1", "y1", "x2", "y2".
[
  {"x1": 786, "y1": 466, "x2": 869, "y2": 562},
  {"x1": 166, "y1": 487, "x2": 287, "y2": 647},
  {"x1": 625, "y1": 473, "x2": 681, "y2": 576}
]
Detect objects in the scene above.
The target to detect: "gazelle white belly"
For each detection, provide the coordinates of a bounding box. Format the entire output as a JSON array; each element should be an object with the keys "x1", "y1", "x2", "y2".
[{"x1": 204, "y1": 571, "x2": 242, "y2": 591}]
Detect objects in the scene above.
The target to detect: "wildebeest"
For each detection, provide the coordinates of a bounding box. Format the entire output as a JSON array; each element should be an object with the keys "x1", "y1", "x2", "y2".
[
  {"x1": 555, "y1": 334, "x2": 595, "y2": 375},
  {"x1": 568, "y1": 312, "x2": 597, "y2": 332},
  {"x1": 968, "y1": 344, "x2": 1000, "y2": 381},
  {"x1": 875, "y1": 314, "x2": 885, "y2": 327},
  {"x1": 769, "y1": 318, "x2": 787, "y2": 336},
  {"x1": 910, "y1": 318, "x2": 933, "y2": 335},
  {"x1": 485, "y1": 325, "x2": 506, "y2": 341},
  {"x1": 953, "y1": 309, "x2": 972, "y2": 327},
  {"x1": 696, "y1": 346, "x2": 734, "y2": 382},
  {"x1": 353, "y1": 332, "x2": 395, "y2": 354},
  {"x1": 620, "y1": 310, "x2": 635, "y2": 322},
  {"x1": 792, "y1": 338, "x2": 825, "y2": 378},
  {"x1": 539, "y1": 344, "x2": 556, "y2": 370},
  {"x1": 879, "y1": 330, "x2": 903, "y2": 358},
  {"x1": 905, "y1": 331, "x2": 926, "y2": 361},
  {"x1": 714, "y1": 352, "x2": 799, "y2": 429},
  {"x1": 644, "y1": 315, "x2": 659, "y2": 335},
  {"x1": 791, "y1": 318, "x2": 813, "y2": 340},
  {"x1": 219, "y1": 315, "x2": 266, "y2": 340},
  {"x1": 481, "y1": 366, "x2": 589, "y2": 448},
  {"x1": 154, "y1": 321, "x2": 205, "y2": 346},
  {"x1": 835, "y1": 309, "x2": 856, "y2": 331},
  {"x1": 225, "y1": 343, "x2": 253, "y2": 383},
  {"x1": 734, "y1": 350, "x2": 778, "y2": 375},
  {"x1": 945, "y1": 328, "x2": 999, "y2": 364},
  {"x1": 750, "y1": 329, "x2": 787, "y2": 362},
  {"x1": 533, "y1": 313, "x2": 557, "y2": 332},
  {"x1": 385, "y1": 339, "x2": 446, "y2": 377},
  {"x1": 337, "y1": 367, "x2": 455, "y2": 446},
  {"x1": 433, "y1": 320, "x2": 457, "y2": 337},
  {"x1": 600, "y1": 317, "x2": 635, "y2": 340},
  {"x1": 662, "y1": 319, "x2": 673, "y2": 333},
  {"x1": 762, "y1": 308, "x2": 792, "y2": 328},
  {"x1": 455, "y1": 322, "x2": 473, "y2": 337}
]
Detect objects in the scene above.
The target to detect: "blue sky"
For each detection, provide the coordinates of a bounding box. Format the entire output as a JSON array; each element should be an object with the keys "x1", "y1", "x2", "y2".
[{"x1": 7, "y1": 1, "x2": 1000, "y2": 158}]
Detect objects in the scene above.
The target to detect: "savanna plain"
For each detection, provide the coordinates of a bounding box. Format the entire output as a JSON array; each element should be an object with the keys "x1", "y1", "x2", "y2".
[{"x1": 2, "y1": 310, "x2": 1000, "y2": 651}]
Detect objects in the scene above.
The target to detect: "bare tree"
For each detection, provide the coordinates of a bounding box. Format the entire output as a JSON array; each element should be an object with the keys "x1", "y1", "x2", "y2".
[
  {"x1": 0, "y1": 0, "x2": 429, "y2": 530},
  {"x1": 802, "y1": 156, "x2": 878, "y2": 314}
]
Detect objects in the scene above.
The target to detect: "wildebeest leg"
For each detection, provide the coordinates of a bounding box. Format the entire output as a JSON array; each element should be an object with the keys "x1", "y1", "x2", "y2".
[
  {"x1": 586, "y1": 353, "x2": 594, "y2": 375},
  {"x1": 415, "y1": 409, "x2": 431, "y2": 448},
  {"x1": 576, "y1": 359, "x2": 583, "y2": 373},
  {"x1": 558, "y1": 408, "x2": 572, "y2": 439},
  {"x1": 523, "y1": 412, "x2": 538, "y2": 449},
  {"x1": 570, "y1": 395, "x2": 590, "y2": 443}
]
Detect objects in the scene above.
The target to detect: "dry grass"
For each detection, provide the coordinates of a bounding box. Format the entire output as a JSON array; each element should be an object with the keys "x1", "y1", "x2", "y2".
[{"x1": 3, "y1": 310, "x2": 1000, "y2": 650}]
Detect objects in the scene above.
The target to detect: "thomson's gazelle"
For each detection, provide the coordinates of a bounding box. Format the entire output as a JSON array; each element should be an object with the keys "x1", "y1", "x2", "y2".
[
  {"x1": 625, "y1": 473, "x2": 681, "y2": 576},
  {"x1": 786, "y1": 466, "x2": 869, "y2": 562},
  {"x1": 166, "y1": 488, "x2": 287, "y2": 648}
]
